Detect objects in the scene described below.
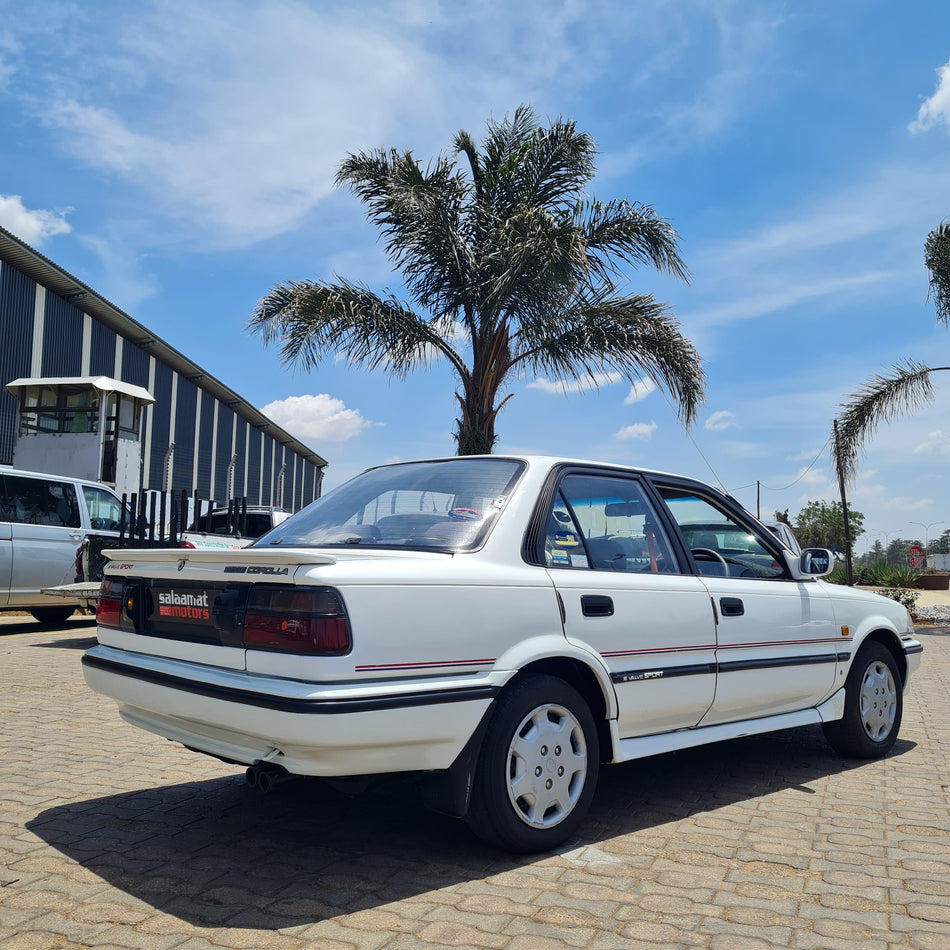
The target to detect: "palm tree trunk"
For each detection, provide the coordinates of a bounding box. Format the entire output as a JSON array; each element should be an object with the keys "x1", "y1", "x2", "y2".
[{"x1": 454, "y1": 391, "x2": 498, "y2": 455}]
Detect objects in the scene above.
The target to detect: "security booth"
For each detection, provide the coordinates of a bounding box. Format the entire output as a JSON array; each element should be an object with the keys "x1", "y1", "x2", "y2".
[{"x1": 3, "y1": 376, "x2": 155, "y2": 498}]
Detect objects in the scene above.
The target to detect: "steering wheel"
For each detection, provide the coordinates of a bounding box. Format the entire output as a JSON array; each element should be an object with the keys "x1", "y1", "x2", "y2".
[{"x1": 691, "y1": 547, "x2": 730, "y2": 576}]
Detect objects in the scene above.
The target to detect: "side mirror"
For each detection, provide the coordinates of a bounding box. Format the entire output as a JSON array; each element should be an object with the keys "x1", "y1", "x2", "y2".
[{"x1": 800, "y1": 548, "x2": 834, "y2": 576}]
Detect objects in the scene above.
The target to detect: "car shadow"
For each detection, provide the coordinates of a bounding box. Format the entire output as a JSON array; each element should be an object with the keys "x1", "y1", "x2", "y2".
[
  {"x1": 0, "y1": 616, "x2": 96, "y2": 638},
  {"x1": 30, "y1": 635, "x2": 98, "y2": 650},
  {"x1": 26, "y1": 724, "x2": 915, "y2": 930}
]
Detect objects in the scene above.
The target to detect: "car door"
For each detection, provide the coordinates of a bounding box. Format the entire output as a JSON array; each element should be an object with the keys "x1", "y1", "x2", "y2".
[
  {"x1": 5, "y1": 474, "x2": 84, "y2": 605},
  {"x1": 0, "y1": 480, "x2": 12, "y2": 605},
  {"x1": 653, "y1": 480, "x2": 840, "y2": 726},
  {"x1": 541, "y1": 470, "x2": 717, "y2": 738}
]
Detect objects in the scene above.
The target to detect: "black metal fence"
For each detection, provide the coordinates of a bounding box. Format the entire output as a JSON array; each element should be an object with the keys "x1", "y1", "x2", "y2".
[
  {"x1": 80, "y1": 492, "x2": 250, "y2": 583},
  {"x1": 117, "y1": 490, "x2": 249, "y2": 546}
]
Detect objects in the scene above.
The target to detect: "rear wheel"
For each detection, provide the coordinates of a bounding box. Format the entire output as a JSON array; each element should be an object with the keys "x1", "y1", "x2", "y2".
[
  {"x1": 466, "y1": 674, "x2": 600, "y2": 853},
  {"x1": 822, "y1": 641, "x2": 902, "y2": 758},
  {"x1": 30, "y1": 606, "x2": 76, "y2": 627}
]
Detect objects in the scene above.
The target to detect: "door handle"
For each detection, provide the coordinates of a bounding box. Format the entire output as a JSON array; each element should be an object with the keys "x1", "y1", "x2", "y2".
[
  {"x1": 581, "y1": 594, "x2": 614, "y2": 617},
  {"x1": 720, "y1": 597, "x2": 744, "y2": 617}
]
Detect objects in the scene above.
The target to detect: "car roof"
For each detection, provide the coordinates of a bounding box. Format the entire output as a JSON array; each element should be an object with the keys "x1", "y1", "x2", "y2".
[{"x1": 364, "y1": 454, "x2": 684, "y2": 482}]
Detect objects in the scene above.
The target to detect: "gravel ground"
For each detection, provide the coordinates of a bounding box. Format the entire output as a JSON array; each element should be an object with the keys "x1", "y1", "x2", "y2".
[{"x1": 915, "y1": 604, "x2": 950, "y2": 624}]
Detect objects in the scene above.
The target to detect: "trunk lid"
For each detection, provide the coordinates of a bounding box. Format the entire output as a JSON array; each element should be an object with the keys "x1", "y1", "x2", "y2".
[{"x1": 96, "y1": 548, "x2": 336, "y2": 670}]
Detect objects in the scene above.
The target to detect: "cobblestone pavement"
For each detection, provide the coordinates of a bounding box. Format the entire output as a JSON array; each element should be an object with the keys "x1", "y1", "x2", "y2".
[{"x1": 1, "y1": 616, "x2": 949, "y2": 950}]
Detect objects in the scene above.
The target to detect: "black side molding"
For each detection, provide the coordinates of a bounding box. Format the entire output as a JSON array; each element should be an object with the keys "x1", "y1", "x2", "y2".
[{"x1": 82, "y1": 653, "x2": 499, "y2": 715}]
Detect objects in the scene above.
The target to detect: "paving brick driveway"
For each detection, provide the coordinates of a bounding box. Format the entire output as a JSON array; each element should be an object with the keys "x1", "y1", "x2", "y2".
[{"x1": 1, "y1": 617, "x2": 949, "y2": 950}]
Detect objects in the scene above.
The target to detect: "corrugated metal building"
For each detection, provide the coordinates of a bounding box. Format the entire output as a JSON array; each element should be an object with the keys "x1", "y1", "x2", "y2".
[{"x1": 0, "y1": 224, "x2": 326, "y2": 509}]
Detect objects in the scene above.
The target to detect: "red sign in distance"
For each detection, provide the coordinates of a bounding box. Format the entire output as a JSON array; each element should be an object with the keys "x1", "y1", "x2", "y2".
[{"x1": 909, "y1": 545, "x2": 924, "y2": 568}]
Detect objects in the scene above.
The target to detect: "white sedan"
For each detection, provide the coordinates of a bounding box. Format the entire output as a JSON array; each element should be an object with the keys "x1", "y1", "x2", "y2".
[{"x1": 83, "y1": 456, "x2": 922, "y2": 852}]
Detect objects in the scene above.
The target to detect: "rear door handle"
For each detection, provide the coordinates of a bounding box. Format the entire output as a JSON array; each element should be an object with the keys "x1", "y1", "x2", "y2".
[
  {"x1": 581, "y1": 595, "x2": 614, "y2": 617},
  {"x1": 720, "y1": 597, "x2": 744, "y2": 617}
]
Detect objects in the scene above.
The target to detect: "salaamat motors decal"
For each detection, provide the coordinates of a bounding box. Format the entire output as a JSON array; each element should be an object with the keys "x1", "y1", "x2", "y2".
[{"x1": 157, "y1": 590, "x2": 210, "y2": 620}]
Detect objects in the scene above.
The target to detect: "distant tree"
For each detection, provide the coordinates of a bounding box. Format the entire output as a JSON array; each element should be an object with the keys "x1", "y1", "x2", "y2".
[
  {"x1": 794, "y1": 499, "x2": 865, "y2": 550},
  {"x1": 248, "y1": 106, "x2": 704, "y2": 455},
  {"x1": 930, "y1": 528, "x2": 950, "y2": 555},
  {"x1": 862, "y1": 539, "x2": 886, "y2": 564},
  {"x1": 833, "y1": 221, "x2": 950, "y2": 484},
  {"x1": 772, "y1": 508, "x2": 791, "y2": 526},
  {"x1": 887, "y1": 538, "x2": 920, "y2": 566}
]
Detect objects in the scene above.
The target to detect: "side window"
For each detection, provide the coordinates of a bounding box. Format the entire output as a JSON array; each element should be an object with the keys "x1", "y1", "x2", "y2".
[
  {"x1": 544, "y1": 473, "x2": 680, "y2": 573},
  {"x1": 655, "y1": 485, "x2": 788, "y2": 580},
  {"x1": 82, "y1": 486, "x2": 124, "y2": 530},
  {"x1": 3, "y1": 475, "x2": 81, "y2": 528}
]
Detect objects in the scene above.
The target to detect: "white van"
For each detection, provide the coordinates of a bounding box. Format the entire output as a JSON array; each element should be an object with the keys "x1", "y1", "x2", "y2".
[{"x1": 0, "y1": 466, "x2": 124, "y2": 626}]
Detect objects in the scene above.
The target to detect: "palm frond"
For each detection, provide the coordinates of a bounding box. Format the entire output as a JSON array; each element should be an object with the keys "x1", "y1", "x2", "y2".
[
  {"x1": 833, "y1": 359, "x2": 937, "y2": 485},
  {"x1": 510, "y1": 294, "x2": 705, "y2": 427},
  {"x1": 336, "y1": 149, "x2": 474, "y2": 318},
  {"x1": 247, "y1": 279, "x2": 467, "y2": 380},
  {"x1": 924, "y1": 220, "x2": 950, "y2": 326},
  {"x1": 578, "y1": 199, "x2": 691, "y2": 283}
]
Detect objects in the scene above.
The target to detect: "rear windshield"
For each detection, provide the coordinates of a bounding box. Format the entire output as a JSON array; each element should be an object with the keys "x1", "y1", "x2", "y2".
[{"x1": 256, "y1": 458, "x2": 525, "y2": 551}]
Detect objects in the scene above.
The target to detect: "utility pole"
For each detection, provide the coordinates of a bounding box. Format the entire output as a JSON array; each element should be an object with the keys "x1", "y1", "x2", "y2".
[{"x1": 833, "y1": 421, "x2": 854, "y2": 586}]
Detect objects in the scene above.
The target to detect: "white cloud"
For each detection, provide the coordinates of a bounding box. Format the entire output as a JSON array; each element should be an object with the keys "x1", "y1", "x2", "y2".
[
  {"x1": 720, "y1": 441, "x2": 770, "y2": 458},
  {"x1": 683, "y1": 161, "x2": 950, "y2": 333},
  {"x1": 615, "y1": 421, "x2": 658, "y2": 441},
  {"x1": 883, "y1": 495, "x2": 935, "y2": 513},
  {"x1": 624, "y1": 379, "x2": 657, "y2": 405},
  {"x1": 0, "y1": 0, "x2": 791, "y2": 249},
  {"x1": 78, "y1": 232, "x2": 157, "y2": 308},
  {"x1": 909, "y1": 57, "x2": 950, "y2": 133},
  {"x1": 30, "y1": 3, "x2": 454, "y2": 247},
  {"x1": 913, "y1": 429, "x2": 950, "y2": 457},
  {"x1": 528, "y1": 372, "x2": 622, "y2": 395},
  {"x1": 260, "y1": 393, "x2": 376, "y2": 444},
  {"x1": 704, "y1": 410, "x2": 736, "y2": 431},
  {"x1": 0, "y1": 194, "x2": 71, "y2": 245}
]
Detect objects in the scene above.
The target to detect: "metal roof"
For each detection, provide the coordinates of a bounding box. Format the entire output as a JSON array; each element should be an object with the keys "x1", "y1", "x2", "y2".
[
  {"x1": 5, "y1": 376, "x2": 156, "y2": 404},
  {"x1": 0, "y1": 223, "x2": 327, "y2": 468}
]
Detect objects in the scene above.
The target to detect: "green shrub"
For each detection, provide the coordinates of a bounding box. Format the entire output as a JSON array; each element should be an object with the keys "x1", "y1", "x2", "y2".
[
  {"x1": 825, "y1": 565, "x2": 849, "y2": 586},
  {"x1": 884, "y1": 565, "x2": 922, "y2": 588},
  {"x1": 857, "y1": 560, "x2": 920, "y2": 588}
]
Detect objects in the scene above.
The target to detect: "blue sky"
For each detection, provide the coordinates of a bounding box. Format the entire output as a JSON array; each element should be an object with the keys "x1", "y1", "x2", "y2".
[{"x1": 1, "y1": 0, "x2": 948, "y2": 549}]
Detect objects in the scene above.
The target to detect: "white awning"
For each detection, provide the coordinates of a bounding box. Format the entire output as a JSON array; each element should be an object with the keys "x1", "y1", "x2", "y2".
[{"x1": 4, "y1": 376, "x2": 155, "y2": 404}]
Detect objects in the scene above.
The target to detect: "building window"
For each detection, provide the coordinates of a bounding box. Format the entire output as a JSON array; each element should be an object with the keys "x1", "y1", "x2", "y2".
[{"x1": 18, "y1": 385, "x2": 100, "y2": 435}]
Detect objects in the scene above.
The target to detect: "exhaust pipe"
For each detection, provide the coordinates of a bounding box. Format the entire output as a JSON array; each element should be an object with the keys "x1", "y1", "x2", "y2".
[{"x1": 245, "y1": 763, "x2": 294, "y2": 793}]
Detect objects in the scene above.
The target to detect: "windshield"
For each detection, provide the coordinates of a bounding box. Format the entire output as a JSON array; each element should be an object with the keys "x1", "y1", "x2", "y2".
[{"x1": 256, "y1": 458, "x2": 525, "y2": 550}]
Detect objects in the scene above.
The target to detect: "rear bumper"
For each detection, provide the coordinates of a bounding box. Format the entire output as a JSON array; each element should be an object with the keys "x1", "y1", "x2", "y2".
[{"x1": 82, "y1": 645, "x2": 498, "y2": 776}]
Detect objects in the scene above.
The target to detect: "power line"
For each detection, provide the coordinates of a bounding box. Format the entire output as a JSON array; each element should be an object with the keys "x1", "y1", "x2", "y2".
[{"x1": 756, "y1": 438, "x2": 830, "y2": 493}]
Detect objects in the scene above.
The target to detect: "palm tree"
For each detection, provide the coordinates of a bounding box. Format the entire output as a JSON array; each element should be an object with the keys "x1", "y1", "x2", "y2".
[
  {"x1": 833, "y1": 221, "x2": 950, "y2": 484},
  {"x1": 248, "y1": 106, "x2": 704, "y2": 455}
]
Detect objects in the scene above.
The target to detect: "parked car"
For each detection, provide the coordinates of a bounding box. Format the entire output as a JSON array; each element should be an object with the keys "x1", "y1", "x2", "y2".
[
  {"x1": 178, "y1": 505, "x2": 292, "y2": 551},
  {"x1": 763, "y1": 519, "x2": 802, "y2": 556},
  {"x1": 0, "y1": 465, "x2": 124, "y2": 625},
  {"x1": 82, "y1": 456, "x2": 922, "y2": 851},
  {"x1": 204, "y1": 505, "x2": 291, "y2": 539}
]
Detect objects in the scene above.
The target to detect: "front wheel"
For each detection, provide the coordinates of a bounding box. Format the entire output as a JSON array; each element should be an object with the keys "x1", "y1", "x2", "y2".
[
  {"x1": 822, "y1": 642, "x2": 902, "y2": 758},
  {"x1": 465, "y1": 674, "x2": 600, "y2": 853}
]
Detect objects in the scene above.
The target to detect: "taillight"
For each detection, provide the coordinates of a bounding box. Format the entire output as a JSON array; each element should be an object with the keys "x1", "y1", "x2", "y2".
[
  {"x1": 243, "y1": 586, "x2": 351, "y2": 655},
  {"x1": 97, "y1": 578, "x2": 123, "y2": 629},
  {"x1": 178, "y1": 540, "x2": 196, "y2": 549}
]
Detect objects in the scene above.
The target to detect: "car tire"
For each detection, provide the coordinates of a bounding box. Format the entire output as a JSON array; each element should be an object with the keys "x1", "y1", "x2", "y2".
[
  {"x1": 822, "y1": 641, "x2": 902, "y2": 759},
  {"x1": 30, "y1": 606, "x2": 76, "y2": 627},
  {"x1": 465, "y1": 674, "x2": 600, "y2": 853}
]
